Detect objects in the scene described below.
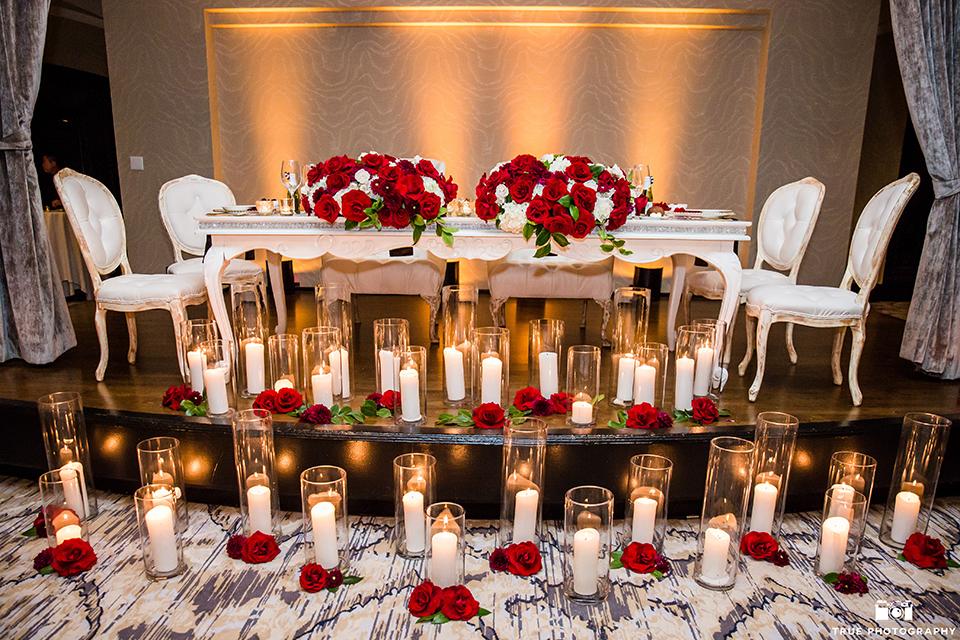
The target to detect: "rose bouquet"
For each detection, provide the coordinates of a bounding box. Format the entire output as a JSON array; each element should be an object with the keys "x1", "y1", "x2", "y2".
[
  {"x1": 300, "y1": 152, "x2": 459, "y2": 246},
  {"x1": 474, "y1": 153, "x2": 635, "y2": 257}
]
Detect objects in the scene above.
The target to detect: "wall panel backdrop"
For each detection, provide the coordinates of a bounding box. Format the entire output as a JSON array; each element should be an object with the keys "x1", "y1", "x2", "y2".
[{"x1": 101, "y1": 0, "x2": 879, "y2": 287}]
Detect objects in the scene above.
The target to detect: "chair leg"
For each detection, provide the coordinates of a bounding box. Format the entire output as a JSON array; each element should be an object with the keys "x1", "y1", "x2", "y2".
[
  {"x1": 597, "y1": 299, "x2": 613, "y2": 348},
  {"x1": 170, "y1": 303, "x2": 188, "y2": 379},
  {"x1": 738, "y1": 313, "x2": 756, "y2": 377},
  {"x1": 785, "y1": 322, "x2": 798, "y2": 364},
  {"x1": 490, "y1": 298, "x2": 507, "y2": 328},
  {"x1": 423, "y1": 294, "x2": 441, "y2": 344},
  {"x1": 257, "y1": 273, "x2": 269, "y2": 324},
  {"x1": 682, "y1": 288, "x2": 692, "y2": 328},
  {"x1": 748, "y1": 310, "x2": 772, "y2": 402},
  {"x1": 95, "y1": 306, "x2": 109, "y2": 381},
  {"x1": 580, "y1": 300, "x2": 588, "y2": 329},
  {"x1": 125, "y1": 313, "x2": 138, "y2": 364},
  {"x1": 831, "y1": 327, "x2": 847, "y2": 386},
  {"x1": 848, "y1": 324, "x2": 865, "y2": 406}
]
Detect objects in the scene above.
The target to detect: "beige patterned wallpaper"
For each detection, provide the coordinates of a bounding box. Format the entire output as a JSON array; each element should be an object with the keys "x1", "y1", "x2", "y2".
[{"x1": 101, "y1": 0, "x2": 880, "y2": 286}]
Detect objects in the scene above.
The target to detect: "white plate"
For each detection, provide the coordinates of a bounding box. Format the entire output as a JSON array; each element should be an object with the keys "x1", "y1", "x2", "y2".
[
  {"x1": 221, "y1": 205, "x2": 257, "y2": 213},
  {"x1": 666, "y1": 209, "x2": 736, "y2": 220}
]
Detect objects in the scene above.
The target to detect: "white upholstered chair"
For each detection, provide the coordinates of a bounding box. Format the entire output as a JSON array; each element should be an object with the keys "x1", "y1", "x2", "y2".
[
  {"x1": 55, "y1": 169, "x2": 208, "y2": 381},
  {"x1": 738, "y1": 173, "x2": 919, "y2": 405}
]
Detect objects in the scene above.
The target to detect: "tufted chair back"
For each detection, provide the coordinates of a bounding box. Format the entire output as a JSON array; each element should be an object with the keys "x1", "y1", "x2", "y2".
[
  {"x1": 754, "y1": 177, "x2": 825, "y2": 277},
  {"x1": 159, "y1": 175, "x2": 235, "y2": 260}
]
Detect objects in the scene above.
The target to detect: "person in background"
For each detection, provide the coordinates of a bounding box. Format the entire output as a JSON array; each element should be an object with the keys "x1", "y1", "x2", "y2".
[{"x1": 40, "y1": 154, "x2": 62, "y2": 209}]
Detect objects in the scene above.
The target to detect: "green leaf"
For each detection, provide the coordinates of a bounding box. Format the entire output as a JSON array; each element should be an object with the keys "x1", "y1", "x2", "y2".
[
  {"x1": 21, "y1": 527, "x2": 37, "y2": 537},
  {"x1": 897, "y1": 553, "x2": 907, "y2": 562},
  {"x1": 611, "y1": 558, "x2": 623, "y2": 569},
  {"x1": 822, "y1": 572, "x2": 839, "y2": 585},
  {"x1": 331, "y1": 416, "x2": 344, "y2": 424},
  {"x1": 342, "y1": 575, "x2": 363, "y2": 585},
  {"x1": 344, "y1": 219, "x2": 358, "y2": 230},
  {"x1": 477, "y1": 608, "x2": 492, "y2": 618},
  {"x1": 718, "y1": 409, "x2": 731, "y2": 417},
  {"x1": 361, "y1": 405, "x2": 377, "y2": 418},
  {"x1": 652, "y1": 570, "x2": 664, "y2": 579},
  {"x1": 412, "y1": 225, "x2": 423, "y2": 245},
  {"x1": 948, "y1": 559, "x2": 960, "y2": 568},
  {"x1": 38, "y1": 565, "x2": 55, "y2": 575},
  {"x1": 558, "y1": 195, "x2": 572, "y2": 207},
  {"x1": 522, "y1": 223, "x2": 535, "y2": 241},
  {"x1": 590, "y1": 164, "x2": 603, "y2": 178},
  {"x1": 608, "y1": 419, "x2": 624, "y2": 429},
  {"x1": 432, "y1": 613, "x2": 451, "y2": 625},
  {"x1": 673, "y1": 409, "x2": 689, "y2": 422},
  {"x1": 349, "y1": 411, "x2": 364, "y2": 423},
  {"x1": 358, "y1": 218, "x2": 375, "y2": 229},
  {"x1": 536, "y1": 228, "x2": 551, "y2": 247},
  {"x1": 437, "y1": 413, "x2": 455, "y2": 422},
  {"x1": 618, "y1": 247, "x2": 634, "y2": 256},
  {"x1": 377, "y1": 408, "x2": 391, "y2": 418},
  {"x1": 533, "y1": 244, "x2": 552, "y2": 259},
  {"x1": 591, "y1": 394, "x2": 605, "y2": 406},
  {"x1": 568, "y1": 204, "x2": 579, "y2": 221},
  {"x1": 551, "y1": 233, "x2": 570, "y2": 247},
  {"x1": 599, "y1": 244, "x2": 615, "y2": 253},
  {"x1": 862, "y1": 576, "x2": 868, "y2": 584},
  {"x1": 327, "y1": 586, "x2": 339, "y2": 593}
]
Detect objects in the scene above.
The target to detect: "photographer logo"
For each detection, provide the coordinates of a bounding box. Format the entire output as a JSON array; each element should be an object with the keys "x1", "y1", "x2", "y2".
[{"x1": 876, "y1": 600, "x2": 914, "y2": 622}]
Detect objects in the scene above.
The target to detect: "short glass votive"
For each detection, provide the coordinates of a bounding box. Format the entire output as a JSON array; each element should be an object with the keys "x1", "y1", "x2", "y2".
[
  {"x1": 201, "y1": 339, "x2": 234, "y2": 415},
  {"x1": 500, "y1": 418, "x2": 547, "y2": 546},
  {"x1": 694, "y1": 436, "x2": 755, "y2": 590},
  {"x1": 256, "y1": 199, "x2": 274, "y2": 215},
  {"x1": 879, "y1": 413, "x2": 952, "y2": 549},
  {"x1": 674, "y1": 325, "x2": 713, "y2": 412},
  {"x1": 39, "y1": 469, "x2": 90, "y2": 548},
  {"x1": 608, "y1": 287, "x2": 651, "y2": 407},
  {"x1": 441, "y1": 285, "x2": 477, "y2": 407},
  {"x1": 374, "y1": 318, "x2": 410, "y2": 394},
  {"x1": 233, "y1": 282, "x2": 267, "y2": 398},
  {"x1": 302, "y1": 327, "x2": 341, "y2": 408},
  {"x1": 625, "y1": 454, "x2": 673, "y2": 553},
  {"x1": 268, "y1": 334, "x2": 300, "y2": 392},
  {"x1": 279, "y1": 197, "x2": 295, "y2": 214},
  {"x1": 134, "y1": 484, "x2": 186, "y2": 580},
  {"x1": 748, "y1": 412, "x2": 798, "y2": 540},
  {"x1": 528, "y1": 319, "x2": 564, "y2": 397},
  {"x1": 566, "y1": 346, "x2": 600, "y2": 427},
  {"x1": 632, "y1": 342, "x2": 668, "y2": 408},
  {"x1": 232, "y1": 409, "x2": 281, "y2": 538},
  {"x1": 315, "y1": 284, "x2": 353, "y2": 401},
  {"x1": 394, "y1": 453, "x2": 436, "y2": 558},
  {"x1": 816, "y1": 486, "x2": 867, "y2": 576},
  {"x1": 38, "y1": 391, "x2": 98, "y2": 518},
  {"x1": 426, "y1": 502, "x2": 466, "y2": 588},
  {"x1": 692, "y1": 318, "x2": 727, "y2": 397},
  {"x1": 563, "y1": 486, "x2": 614, "y2": 604},
  {"x1": 137, "y1": 437, "x2": 187, "y2": 529},
  {"x1": 301, "y1": 465, "x2": 350, "y2": 570},
  {"x1": 472, "y1": 327, "x2": 509, "y2": 407},
  {"x1": 396, "y1": 346, "x2": 427, "y2": 426},
  {"x1": 181, "y1": 319, "x2": 218, "y2": 389}
]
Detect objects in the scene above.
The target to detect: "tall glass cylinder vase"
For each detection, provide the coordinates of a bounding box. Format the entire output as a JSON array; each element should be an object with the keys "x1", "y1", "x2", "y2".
[
  {"x1": 38, "y1": 391, "x2": 97, "y2": 518},
  {"x1": 137, "y1": 437, "x2": 188, "y2": 529},
  {"x1": 394, "y1": 453, "x2": 436, "y2": 558},
  {"x1": 608, "y1": 287, "x2": 650, "y2": 407},
  {"x1": 748, "y1": 412, "x2": 798, "y2": 540},
  {"x1": 566, "y1": 346, "x2": 600, "y2": 427},
  {"x1": 827, "y1": 451, "x2": 877, "y2": 509},
  {"x1": 528, "y1": 319, "x2": 564, "y2": 397},
  {"x1": 694, "y1": 436, "x2": 755, "y2": 590},
  {"x1": 692, "y1": 318, "x2": 727, "y2": 398},
  {"x1": 232, "y1": 409, "x2": 281, "y2": 538},
  {"x1": 233, "y1": 282, "x2": 267, "y2": 398},
  {"x1": 816, "y1": 486, "x2": 867, "y2": 576},
  {"x1": 472, "y1": 327, "x2": 509, "y2": 407},
  {"x1": 268, "y1": 334, "x2": 300, "y2": 392},
  {"x1": 674, "y1": 326, "x2": 712, "y2": 412},
  {"x1": 302, "y1": 327, "x2": 341, "y2": 408},
  {"x1": 633, "y1": 342, "x2": 668, "y2": 408},
  {"x1": 879, "y1": 413, "x2": 951, "y2": 548},
  {"x1": 301, "y1": 465, "x2": 350, "y2": 570},
  {"x1": 181, "y1": 319, "x2": 218, "y2": 390},
  {"x1": 39, "y1": 469, "x2": 90, "y2": 547},
  {"x1": 441, "y1": 285, "x2": 477, "y2": 407},
  {"x1": 134, "y1": 484, "x2": 187, "y2": 580},
  {"x1": 201, "y1": 339, "x2": 234, "y2": 416},
  {"x1": 374, "y1": 318, "x2": 409, "y2": 394},
  {"x1": 562, "y1": 486, "x2": 614, "y2": 604},
  {"x1": 316, "y1": 284, "x2": 353, "y2": 400},
  {"x1": 426, "y1": 502, "x2": 465, "y2": 588},
  {"x1": 625, "y1": 454, "x2": 673, "y2": 552},
  {"x1": 396, "y1": 346, "x2": 427, "y2": 427},
  {"x1": 500, "y1": 418, "x2": 547, "y2": 546}
]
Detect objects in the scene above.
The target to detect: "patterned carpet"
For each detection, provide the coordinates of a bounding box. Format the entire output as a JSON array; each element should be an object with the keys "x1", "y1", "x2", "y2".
[{"x1": 0, "y1": 476, "x2": 957, "y2": 639}]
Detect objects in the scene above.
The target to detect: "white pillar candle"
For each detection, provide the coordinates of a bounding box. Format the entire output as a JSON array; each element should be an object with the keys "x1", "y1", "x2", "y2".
[
  {"x1": 378, "y1": 349, "x2": 395, "y2": 391},
  {"x1": 632, "y1": 496, "x2": 658, "y2": 544},
  {"x1": 819, "y1": 515, "x2": 850, "y2": 574},
  {"x1": 694, "y1": 346, "x2": 714, "y2": 396},
  {"x1": 246, "y1": 484, "x2": 272, "y2": 534},
  {"x1": 430, "y1": 530, "x2": 459, "y2": 588},
  {"x1": 402, "y1": 490, "x2": 425, "y2": 553},
  {"x1": 151, "y1": 486, "x2": 176, "y2": 511},
  {"x1": 329, "y1": 349, "x2": 343, "y2": 395},
  {"x1": 750, "y1": 482, "x2": 779, "y2": 534},
  {"x1": 399, "y1": 368, "x2": 422, "y2": 421},
  {"x1": 634, "y1": 363, "x2": 657, "y2": 406},
  {"x1": 890, "y1": 491, "x2": 921, "y2": 543},
  {"x1": 311, "y1": 369, "x2": 334, "y2": 407},
  {"x1": 310, "y1": 501, "x2": 340, "y2": 569},
  {"x1": 615, "y1": 355, "x2": 636, "y2": 403},
  {"x1": 701, "y1": 527, "x2": 731, "y2": 582},
  {"x1": 828, "y1": 483, "x2": 856, "y2": 520},
  {"x1": 480, "y1": 355, "x2": 502, "y2": 405},
  {"x1": 273, "y1": 377, "x2": 294, "y2": 391},
  {"x1": 443, "y1": 347, "x2": 466, "y2": 401},
  {"x1": 145, "y1": 504, "x2": 179, "y2": 573},
  {"x1": 187, "y1": 349, "x2": 207, "y2": 394},
  {"x1": 538, "y1": 351, "x2": 559, "y2": 397},
  {"x1": 203, "y1": 366, "x2": 229, "y2": 414},
  {"x1": 513, "y1": 488, "x2": 539, "y2": 543},
  {"x1": 59, "y1": 463, "x2": 87, "y2": 519},
  {"x1": 675, "y1": 356, "x2": 695, "y2": 411},
  {"x1": 55, "y1": 524, "x2": 83, "y2": 545},
  {"x1": 571, "y1": 401, "x2": 593, "y2": 425},
  {"x1": 573, "y1": 527, "x2": 600, "y2": 595},
  {"x1": 244, "y1": 341, "x2": 265, "y2": 394}
]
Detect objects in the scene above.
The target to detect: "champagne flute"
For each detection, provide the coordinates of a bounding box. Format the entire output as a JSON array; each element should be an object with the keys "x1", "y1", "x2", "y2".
[{"x1": 281, "y1": 160, "x2": 302, "y2": 213}]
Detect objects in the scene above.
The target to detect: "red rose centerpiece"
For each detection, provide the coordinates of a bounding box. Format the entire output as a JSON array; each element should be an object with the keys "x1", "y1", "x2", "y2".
[
  {"x1": 253, "y1": 388, "x2": 306, "y2": 418},
  {"x1": 488, "y1": 541, "x2": 543, "y2": 577},
  {"x1": 407, "y1": 581, "x2": 491, "y2": 625},
  {"x1": 611, "y1": 542, "x2": 670, "y2": 578}
]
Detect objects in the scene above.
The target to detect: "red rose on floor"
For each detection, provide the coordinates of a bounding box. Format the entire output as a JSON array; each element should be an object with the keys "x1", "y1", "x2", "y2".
[
  {"x1": 489, "y1": 548, "x2": 509, "y2": 572},
  {"x1": 314, "y1": 194, "x2": 339, "y2": 223},
  {"x1": 626, "y1": 402, "x2": 658, "y2": 428},
  {"x1": 418, "y1": 192, "x2": 442, "y2": 220},
  {"x1": 565, "y1": 161, "x2": 592, "y2": 183},
  {"x1": 549, "y1": 392, "x2": 573, "y2": 414},
  {"x1": 51, "y1": 538, "x2": 97, "y2": 576},
  {"x1": 621, "y1": 542, "x2": 659, "y2": 573},
  {"x1": 902, "y1": 532, "x2": 948, "y2": 569},
  {"x1": 276, "y1": 387, "x2": 303, "y2": 413},
  {"x1": 380, "y1": 389, "x2": 397, "y2": 411},
  {"x1": 408, "y1": 581, "x2": 442, "y2": 617},
  {"x1": 300, "y1": 563, "x2": 329, "y2": 592},
  {"x1": 513, "y1": 387, "x2": 542, "y2": 411},
  {"x1": 340, "y1": 189, "x2": 372, "y2": 223},
  {"x1": 226, "y1": 534, "x2": 246, "y2": 559},
  {"x1": 570, "y1": 183, "x2": 597, "y2": 212},
  {"x1": 162, "y1": 385, "x2": 185, "y2": 410},
  {"x1": 509, "y1": 177, "x2": 535, "y2": 204},
  {"x1": 740, "y1": 531, "x2": 779, "y2": 561},
  {"x1": 506, "y1": 542, "x2": 542, "y2": 576},
  {"x1": 475, "y1": 193, "x2": 499, "y2": 221},
  {"x1": 253, "y1": 389, "x2": 279, "y2": 413},
  {"x1": 472, "y1": 403, "x2": 505, "y2": 429},
  {"x1": 691, "y1": 398, "x2": 720, "y2": 424},
  {"x1": 241, "y1": 531, "x2": 280, "y2": 564},
  {"x1": 441, "y1": 585, "x2": 480, "y2": 621}
]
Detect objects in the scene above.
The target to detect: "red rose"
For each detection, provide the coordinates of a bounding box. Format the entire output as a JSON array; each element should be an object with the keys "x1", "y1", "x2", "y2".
[
  {"x1": 300, "y1": 563, "x2": 329, "y2": 592},
  {"x1": 33, "y1": 510, "x2": 47, "y2": 538},
  {"x1": 597, "y1": 170, "x2": 615, "y2": 191},
  {"x1": 162, "y1": 385, "x2": 185, "y2": 410},
  {"x1": 902, "y1": 532, "x2": 948, "y2": 569},
  {"x1": 417, "y1": 192, "x2": 442, "y2": 220},
  {"x1": 635, "y1": 194, "x2": 648, "y2": 215},
  {"x1": 740, "y1": 530, "x2": 779, "y2": 561},
  {"x1": 241, "y1": 531, "x2": 280, "y2": 563},
  {"x1": 508, "y1": 177, "x2": 535, "y2": 204},
  {"x1": 384, "y1": 207, "x2": 410, "y2": 229},
  {"x1": 513, "y1": 387, "x2": 542, "y2": 411},
  {"x1": 543, "y1": 209, "x2": 574, "y2": 235},
  {"x1": 626, "y1": 402, "x2": 658, "y2": 428},
  {"x1": 549, "y1": 392, "x2": 573, "y2": 414},
  {"x1": 416, "y1": 159, "x2": 442, "y2": 180},
  {"x1": 565, "y1": 161, "x2": 592, "y2": 182},
  {"x1": 526, "y1": 197, "x2": 551, "y2": 224},
  {"x1": 512, "y1": 154, "x2": 541, "y2": 174},
  {"x1": 541, "y1": 177, "x2": 568, "y2": 202},
  {"x1": 606, "y1": 204, "x2": 629, "y2": 231},
  {"x1": 380, "y1": 389, "x2": 397, "y2": 411},
  {"x1": 324, "y1": 155, "x2": 352, "y2": 175},
  {"x1": 51, "y1": 538, "x2": 97, "y2": 577},
  {"x1": 253, "y1": 389, "x2": 279, "y2": 413},
  {"x1": 379, "y1": 165, "x2": 401, "y2": 183},
  {"x1": 408, "y1": 581, "x2": 443, "y2": 617},
  {"x1": 325, "y1": 171, "x2": 351, "y2": 192},
  {"x1": 440, "y1": 176, "x2": 458, "y2": 201},
  {"x1": 472, "y1": 403, "x2": 505, "y2": 429},
  {"x1": 506, "y1": 541, "x2": 542, "y2": 576},
  {"x1": 276, "y1": 387, "x2": 303, "y2": 413},
  {"x1": 397, "y1": 174, "x2": 425, "y2": 198},
  {"x1": 621, "y1": 541, "x2": 659, "y2": 573},
  {"x1": 440, "y1": 585, "x2": 480, "y2": 621},
  {"x1": 475, "y1": 193, "x2": 499, "y2": 221},
  {"x1": 340, "y1": 189, "x2": 372, "y2": 223},
  {"x1": 361, "y1": 153, "x2": 387, "y2": 171},
  {"x1": 306, "y1": 163, "x2": 324, "y2": 184},
  {"x1": 314, "y1": 194, "x2": 339, "y2": 223},
  {"x1": 691, "y1": 398, "x2": 720, "y2": 424},
  {"x1": 570, "y1": 213, "x2": 596, "y2": 239},
  {"x1": 570, "y1": 183, "x2": 597, "y2": 212}
]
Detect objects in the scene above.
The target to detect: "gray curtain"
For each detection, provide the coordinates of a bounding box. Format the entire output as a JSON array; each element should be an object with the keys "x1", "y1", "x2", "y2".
[
  {"x1": 892, "y1": 1, "x2": 960, "y2": 379},
  {"x1": 0, "y1": 0, "x2": 76, "y2": 363}
]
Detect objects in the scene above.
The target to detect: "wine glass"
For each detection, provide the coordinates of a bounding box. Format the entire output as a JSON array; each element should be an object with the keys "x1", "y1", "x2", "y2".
[{"x1": 280, "y1": 159, "x2": 302, "y2": 204}]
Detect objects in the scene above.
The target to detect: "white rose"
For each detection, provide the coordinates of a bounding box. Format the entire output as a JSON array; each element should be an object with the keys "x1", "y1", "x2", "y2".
[
  {"x1": 492, "y1": 161, "x2": 507, "y2": 173},
  {"x1": 355, "y1": 169, "x2": 371, "y2": 184},
  {"x1": 332, "y1": 189, "x2": 347, "y2": 205},
  {"x1": 584, "y1": 179, "x2": 598, "y2": 191},
  {"x1": 361, "y1": 183, "x2": 375, "y2": 198},
  {"x1": 500, "y1": 202, "x2": 527, "y2": 234},
  {"x1": 424, "y1": 178, "x2": 442, "y2": 196},
  {"x1": 533, "y1": 184, "x2": 544, "y2": 197},
  {"x1": 495, "y1": 183, "x2": 510, "y2": 201},
  {"x1": 549, "y1": 156, "x2": 571, "y2": 173},
  {"x1": 594, "y1": 195, "x2": 614, "y2": 223},
  {"x1": 540, "y1": 153, "x2": 556, "y2": 164},
  {"x1": 318, "y1": 177, "x2": 328, "y2": 190},
  {"x1": 609, "y1": 164, "x2": 626, "y2": 179}
]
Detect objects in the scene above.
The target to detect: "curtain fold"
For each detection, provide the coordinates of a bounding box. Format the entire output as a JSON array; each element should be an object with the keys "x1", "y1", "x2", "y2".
[
  {"x1": 0, "y1": 0, "x2": 76, "y2": 363},
  {"x1": 892, "y1": 0, "x2": 960, "y2": 378}
]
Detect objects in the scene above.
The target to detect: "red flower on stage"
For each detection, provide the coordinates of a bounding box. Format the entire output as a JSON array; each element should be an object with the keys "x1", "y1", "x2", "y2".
[
  {"x1": 300, "y1": 563, "x2": 329, "y2": 593},
  {"x1": 275, "y1": 387, "x2": 304, "y2": 413},
  {"x1": 241, "y1": 531, "x2": 280, "y2": 564},
  {"x1": 740, "y1": 531, "x2": 779, "y2": 561},
  {"x1": 441, "y1": 585, "x2": 480, "y2": 621},
  {"x1": 902, "y1": 532, "x2": 949, "y2": 569},
  {"x1": 408, "y1": 581, "x2": 442, "y2": 617},
  {"x1": 626, "y1": 402, "x2": 658, "y2": 428},
  {"x1": 51, "y1": 539, "x2": 97, "y2": 577},
  {"x1": 691, "y1": 398, "x2": 720, "y2": 425},
  {"x1": 513, "y1": 387, "x2": 543, "y2": 412},
  {"x1": 549, "y1": 392, "x2": 573, "y2": 414},
  {"x1": 621, "y1": 542, "x2": 659, "y2": 573},
  {"x1": 253, "y1": 389, "x2": 278, "y2": 412},
  {"x1": 506, "y1": 542, "x2": 542, "y2": 576},
  {"x1": 472, "y1": 403, "x2": 505, "y2": 429}
]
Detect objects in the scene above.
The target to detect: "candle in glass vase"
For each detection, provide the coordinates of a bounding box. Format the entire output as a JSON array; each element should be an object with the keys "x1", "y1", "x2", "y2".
[
  {"x1": 828, "y1": 483, "x2": 855, "y2": 520},
  {"x1": 890, "y1": 491, "x2": 921, "y2": 543},
  {"x1": 146, "y1": 503, "x2": 179, "y2": 573},
  {"x1": 694, "y1": 346, "x2": 714, "y2": 396},
  {"x1": 273, "y1": 377, "x2": 294, "y2": 391},
  {"x1": 750, "y1": 482, "x2": 779, "y2": 534},
  {"x1": 675, "y1": 357, "x2": 695, "y2": 410},
  {"x1": 571, "y1": 400, "x2": 593, "y2": 425},
  {"x1": 443, "y1": 347, "x2": 466, "y2": 401},
  {"x1": 632, "y1": 496, "x2": 658, "y2": 544},
  {"x1": 573, "y1": 527, "x2": 600, "y2": 595},
  {"x1": 204, "y1": 365, "x2": 229, "y2": 414},
  {"x1": 615, "y1": 355, "x2": 635, "y2": 403},
  {"x1": 480, "y1": 355, "x2": 502, "y2": 405},
  {"x1": 187, "y1": 349, "x2": 207, "y2": 394},
  {"x1": 900, "y1": 480, "x2": 924, "y2": 497},
  {"x1": 244, "y1": 340, "x2": 265, "y2": 394},
  {"x1": 402, "y1": 490, "x2": 425, "y2": 553},
  {"x1": 431, "y1": 530, "x2": 458, "y2": 588},
  {"x1": 311, "y1": 501, "x2": 340, "y2": 569},
  {"x1": 399, "y1": 367, "x2": 421, "y2": 421},
  {"x1": 247, "y1": 484, "x2": 272, "y2": 534},
  {"x1": 56, "y1": 524, "x2": 83, "y2": 545},
  {"x1": 538, "y1": 352, "x2": 559, "y2": 397},
  {"x1": 311, "y1": 367, "x2": 334, "y2": 407},
  {"x1": 378, "y1": 349, "x2": 396, "y2": 391},
  {"x1": 819, "y1": 516, "x2": 850, "y2": 574},
  {"x1": 701, "y1": 527, "x2": 730, "y2": 582},
  {"x1": 59, "y1": 463, "x2": 87, "y2": 519},
  {"x1": 634, "y1": 363, "x2": 657, "y2": 406},
  {"x1": 513, "y1": 488, "x2": 539, "y2": 543}
]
